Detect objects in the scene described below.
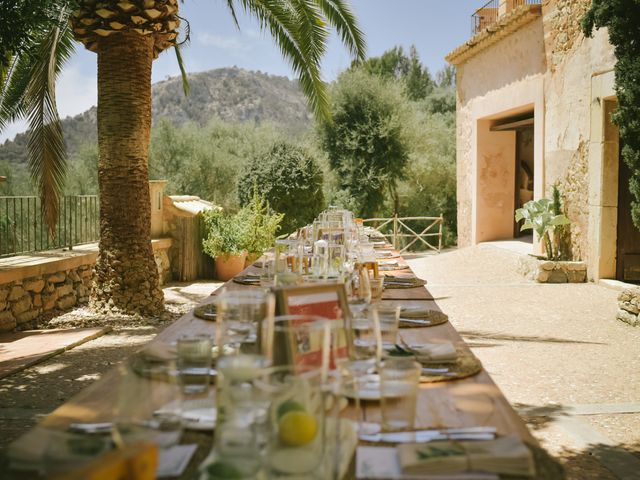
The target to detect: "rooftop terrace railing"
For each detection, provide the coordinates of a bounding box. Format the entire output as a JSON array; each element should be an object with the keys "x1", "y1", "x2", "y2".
[
  {"x1": 0, "y1": 195, "x2": 99, "y2": 257},
  {"x1": 471, "y1": 0, "x2": 541, "y2": 36}
]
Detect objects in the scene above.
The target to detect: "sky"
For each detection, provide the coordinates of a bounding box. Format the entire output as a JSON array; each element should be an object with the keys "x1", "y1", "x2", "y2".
[{"x1": 0, "y1": 1, "x2": 478, "y2": 142}]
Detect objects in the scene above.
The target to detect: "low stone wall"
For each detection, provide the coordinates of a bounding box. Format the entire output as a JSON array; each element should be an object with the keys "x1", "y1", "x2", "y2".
[
  {"x1": 617, "y1": 287, "x2": 640, "y2": 327},
  {"x1": 0, "y1": 265, "x2": 93, "y2": 331},
  {"x1": 518, "y1": 256, "x2": 587, "y2": 283},
  {"x1": 0, "y1": 238, "x2": 173, "y2": 332}
]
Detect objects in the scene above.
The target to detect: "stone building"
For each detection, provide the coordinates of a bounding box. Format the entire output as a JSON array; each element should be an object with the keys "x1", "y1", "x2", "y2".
[{"x1": 446, "y1": 0, "x2": 640, "y2": 283}]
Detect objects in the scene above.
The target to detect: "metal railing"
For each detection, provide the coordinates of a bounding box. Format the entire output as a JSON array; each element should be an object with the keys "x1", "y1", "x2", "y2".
[
  {"x1": 471, "y1": 0, "x2": 541, "y2": 36},
  {"x1": 363, "y1": 215, "x2": 444, "y2": 254},
  {"x1": 0, "y1": 195, "x2": 99, "y2": 257}
]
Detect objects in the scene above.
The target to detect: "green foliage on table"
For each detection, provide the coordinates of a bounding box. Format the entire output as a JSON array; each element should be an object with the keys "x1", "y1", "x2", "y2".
[
  {"x1": 319, "y1": 69, "x2": 410, "y2": 218},
  {"x1": 583, "y1": 2, "x2": 640, "y2": 231},
  {"x1": 515, "y1": 199, "x2": 571, "y2": 261},
  {"x1": 237, "y1": 141, "x2": 324, "y2": 234},
  {"x1": 202, "y1": 209, "x2": 247, "y2": 260},
  {"x1": 238, "y1": 188, "x2": 284, "y2": 258}
]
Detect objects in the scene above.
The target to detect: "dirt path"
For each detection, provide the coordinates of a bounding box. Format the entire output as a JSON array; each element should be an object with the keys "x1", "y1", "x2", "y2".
[{"x1": 407, "y1": 244, "x2": 640, "y2": 480}]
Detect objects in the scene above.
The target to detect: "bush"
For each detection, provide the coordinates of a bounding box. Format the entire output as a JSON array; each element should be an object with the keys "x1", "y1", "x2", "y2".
[
  {"x1": 201, "y1": 209, "x2": 247, "y2": 259},
  {"x1": 237, "y1": 142, "x2": 324, "y2": 234},
  {"x1": 238, "y1": 189, "x2": 284, "y2": 259}
]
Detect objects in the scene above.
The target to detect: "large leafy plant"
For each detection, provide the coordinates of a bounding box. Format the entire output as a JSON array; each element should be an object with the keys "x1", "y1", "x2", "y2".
[
  {"x1": 515, "y1": 199, "x2": 570, "y2": 261},
  {"x1": 202, "y1": 209, "x2": 248, "y2": 260},
  {"x1": 239, "y1": 189, "x2": 284, "y2": 259}
]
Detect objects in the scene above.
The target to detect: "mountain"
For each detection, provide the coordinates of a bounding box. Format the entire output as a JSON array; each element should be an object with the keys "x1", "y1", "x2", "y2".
[{"x1": 0, "y1": 67, "x2": 312, "y2": 165}]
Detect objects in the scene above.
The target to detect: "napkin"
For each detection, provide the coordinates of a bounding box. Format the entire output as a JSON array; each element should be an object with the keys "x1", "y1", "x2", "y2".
[
  {"x1": 407, "y1": 342, "x2": 457, "y2": 364},
  {"x1": 398, "y1": 436, "x2": 535, "y2": 477}
]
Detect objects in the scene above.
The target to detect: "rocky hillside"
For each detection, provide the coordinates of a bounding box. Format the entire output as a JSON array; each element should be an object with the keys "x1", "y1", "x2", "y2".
[{"x1": 0, "y1": 67, "x2": 312, "y2": 164}]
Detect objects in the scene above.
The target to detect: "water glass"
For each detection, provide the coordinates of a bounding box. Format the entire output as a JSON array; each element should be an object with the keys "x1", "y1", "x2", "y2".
[
  {"x1": 177, "y1": 335, "x2": 213, "y2": 395},
  {"x1": 380, "y1": 358, "x2": 421, "y2": 431},
  {"x1": 346, "y1": 266, "x2": 371, "y2": 316},
  {"x1": 369, "y1": 276, "x2": 384, "y2": 303},
  {"x1": 112, "y1": 360, "x2": 183, "y2": 450},
  {"x1": 370, "y1": 305, "x2": 400, "y2": 349},
  {"x1": 212, "y1": 354, "x2": 272, "y2": 478},
  {"x1": 215, "y1": 289, "x2": 275, "y2": 355},
  {"x1": 347, "y1": 314, "x2": 381, "y2": 362},
  {"x1": 256, "y1": 365, "x2": 326, "y2": 478}
]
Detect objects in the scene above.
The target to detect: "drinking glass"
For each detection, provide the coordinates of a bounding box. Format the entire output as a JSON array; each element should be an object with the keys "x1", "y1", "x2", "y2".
[
  {"x1": 255, "y1": 365, "x2": 326, "y2": 478},
  {"x1": 211, "y1": 354, "x2": 272, "y2": 479},
  {"x1": 369, "y1": 305, "x2": 400, "y2": 349},
  {"x1": 215, "y1": 289, "x2": 275, "y2": 355},
  {"x1": 112, "y1": 359, "x2": 183, "y2": 450},
  {"x1": 177, "y1": 335, "x2": 213, "y2": 395},
  {"x1": 345, "y1": 265, "x2": 371, "y2": 317},
  {"x1": 327, "y1": 243, "x2": 345, "y2": 277},
  {"x1": 369, "y1": 276, "x2": 384, "y2": 303},
  {"x1": 261, "y1": 315, "x2": 332, "y2": 370},
  {"x1": 347, "y1": 313, "x2": 381, "y2": 362},
  {"x1": 380, "y1": 358, "x2": 421, "y2": 431}
]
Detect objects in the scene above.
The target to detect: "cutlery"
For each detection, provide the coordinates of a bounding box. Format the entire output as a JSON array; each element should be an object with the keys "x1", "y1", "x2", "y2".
[
  {"x1": 399, "y1": 318, "x2": 432, "y2": 325},
  {"x1": 421, "y1": 367, "x2": 450, "y2": 374},
  {"x1": 359, "y1": 426, "x2": 497, "y2": 443}
]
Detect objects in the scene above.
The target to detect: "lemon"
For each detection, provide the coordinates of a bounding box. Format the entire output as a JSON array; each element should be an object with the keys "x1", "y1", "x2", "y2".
[
  {"x1": 207, "y1": 460, "x2": 243, "y2": 479},
  {"x1": 278, "y1": 411, "x2": 318, "y2": 446},
  {"x1": 277, "y1": 400, "x2": 305, "y2": 419}
]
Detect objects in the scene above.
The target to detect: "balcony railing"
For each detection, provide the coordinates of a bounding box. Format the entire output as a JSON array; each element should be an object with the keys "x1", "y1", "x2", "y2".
[
  {"x1": 471, "y1": 0, "x2": 541, "y2": 36},
  {"x1": 0, "y1": 195, "x2": 99, "y2": 257}
]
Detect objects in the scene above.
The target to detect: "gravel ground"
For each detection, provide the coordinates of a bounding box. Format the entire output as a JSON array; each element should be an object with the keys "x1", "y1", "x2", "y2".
[
  {"x1": 0, "y1": 281, "x2": 220, "y2": 452},
  {"x1": 407, "y1": 244, "x2": 640, "y2": 479}
]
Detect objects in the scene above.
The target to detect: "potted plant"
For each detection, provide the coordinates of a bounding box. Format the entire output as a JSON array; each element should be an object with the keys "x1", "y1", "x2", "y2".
[
  {"x1": 202, "y1": 210, "x2": 248, "y2": 281},
  {"x1": 239, "y1": 189, "x2": 284, "y2": 267},
  {"x1": 515, "y1": 192, "x2": 586, "y2": 283}
]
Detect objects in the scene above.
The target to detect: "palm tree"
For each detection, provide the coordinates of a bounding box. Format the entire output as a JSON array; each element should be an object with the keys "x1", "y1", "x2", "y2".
[{"x1": 0, "y1": 0, "x2": 365, "y2": 316}]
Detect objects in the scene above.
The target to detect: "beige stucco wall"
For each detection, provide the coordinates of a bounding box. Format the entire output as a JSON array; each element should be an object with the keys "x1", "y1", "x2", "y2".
[
  {"x1": 542, "y1": 0, "x2": 616, "y2": 265},
  {"x1": 453, "y1": 0, "x2": 616, "y2": 278},
  {"x1": 455, "y1": 17, "x2": 546, "y2": 247}
]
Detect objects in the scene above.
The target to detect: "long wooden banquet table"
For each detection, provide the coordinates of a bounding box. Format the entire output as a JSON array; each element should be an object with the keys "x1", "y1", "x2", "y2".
[{"x1": 8, "y1": 248, "x2": 553, "y2": 479}]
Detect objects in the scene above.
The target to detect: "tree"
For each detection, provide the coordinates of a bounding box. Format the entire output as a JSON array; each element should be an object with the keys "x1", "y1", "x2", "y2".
[
  {"x1": 319, "y1": 69, "x2": 410, "y2": 217},
  {"x1": 357, "y1": 45, "x2": 434, "y2": 100},
  {"x1": 238, "y1": 142, "x2": 325, "y2": 234},
  {"x1": 583, "y1": 0, "x2": 640, "y2": 230},
  {"x1": 1, "y1": 0, "x2": 366, "y2": 315}
]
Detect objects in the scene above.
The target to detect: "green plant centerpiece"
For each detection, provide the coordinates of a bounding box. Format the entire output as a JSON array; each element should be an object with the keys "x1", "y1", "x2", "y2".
[
  {"x1": 515, "y1": 199, "x2": 570, "y2": 261},
  {"x1": 202, "y1": 209, "x2": 249, "y2": 281},
  {"x1": 239, "y1": 189, "x2": 284, "y2": 264}
]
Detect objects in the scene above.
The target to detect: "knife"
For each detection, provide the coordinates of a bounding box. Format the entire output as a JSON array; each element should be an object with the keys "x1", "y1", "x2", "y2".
[
  {"x1": 360, "y1": 426, "x2": 497, "y2": 443},
  {"x1": 399, "y1": 318, "x2": 432, "y2": 325}
]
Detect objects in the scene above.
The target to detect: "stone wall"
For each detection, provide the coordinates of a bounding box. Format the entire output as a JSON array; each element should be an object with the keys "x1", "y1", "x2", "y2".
[
  {"x1": 0, "y1": 239, "x2": 172, "y2": 332},
  {"x1": 617, "y1": 288, "x2": 640, "y2": 327},
  {"x1": 0, "y1": 265, "x2": 93, "y2": 331}
]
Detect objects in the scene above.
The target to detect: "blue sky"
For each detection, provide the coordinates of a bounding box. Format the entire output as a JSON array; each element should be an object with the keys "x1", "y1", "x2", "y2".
[{"x1": 1, "y1": 1, "x2": 478, "y2": 142}]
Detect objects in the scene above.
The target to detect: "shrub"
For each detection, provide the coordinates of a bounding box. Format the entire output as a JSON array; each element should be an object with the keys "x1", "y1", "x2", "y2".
[
  {"x1": 238, "y1": 188, "x2": 284, "y2": 259},
  {"x1": 201, "y1": 209, "x2": 247, "y2": 260},
  {"x1": 237, "y1": 142, "x2": 324, "y2": 234}
]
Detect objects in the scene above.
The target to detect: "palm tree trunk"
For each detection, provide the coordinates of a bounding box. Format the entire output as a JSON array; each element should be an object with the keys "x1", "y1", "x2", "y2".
[{"x1": 91, "y1": 32, "x2": 163, "y2": 315}]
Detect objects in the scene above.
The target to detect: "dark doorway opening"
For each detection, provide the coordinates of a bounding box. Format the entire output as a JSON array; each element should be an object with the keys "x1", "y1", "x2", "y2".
[{"x1": 616, "y1": 139, "x2": 640, "y2": 283}]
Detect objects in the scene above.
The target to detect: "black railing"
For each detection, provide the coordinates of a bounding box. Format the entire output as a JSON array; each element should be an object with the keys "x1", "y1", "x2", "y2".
[
  {"x1": 0, "y1": 195, "x2": 99, "y2": 257},
  {"x1": 471, "y1": 0, "x2": 541, "y2": 36}
]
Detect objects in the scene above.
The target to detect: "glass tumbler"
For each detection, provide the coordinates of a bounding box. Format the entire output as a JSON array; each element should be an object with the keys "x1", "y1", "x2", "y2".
[{"x1": 379, "y1": 358, "x2": 421, "y2": 431}]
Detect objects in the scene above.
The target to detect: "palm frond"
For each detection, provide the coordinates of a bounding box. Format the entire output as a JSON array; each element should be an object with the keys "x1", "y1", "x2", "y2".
[
  {"x1": 226, "y1": 0, "x2": 241, "y2": 29},
  {"x1": 233, "y1": 0, "x2": 330, "y2": 120},
  {"x1": 174, "y1": 44, "x2": 190, "y2": 96},
  {"x1": 316, "y1": 0, "x2": 366, "y2": 60},
  {"x1": 23, "y1": 9, "x2": 75, "y2": 235}
]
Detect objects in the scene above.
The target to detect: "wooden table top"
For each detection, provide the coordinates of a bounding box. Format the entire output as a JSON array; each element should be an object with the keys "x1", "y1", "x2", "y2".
[{"x1": 8, "y1": 249, "x2": 539, "y2": 478}]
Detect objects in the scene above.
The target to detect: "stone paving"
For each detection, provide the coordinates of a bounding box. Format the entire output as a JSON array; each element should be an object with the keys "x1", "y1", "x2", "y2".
[{"x1": 407, "y1": 244, "x2": 640, "y2": 480}]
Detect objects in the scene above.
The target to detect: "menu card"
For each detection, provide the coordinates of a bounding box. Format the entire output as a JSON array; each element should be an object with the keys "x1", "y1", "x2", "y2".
[{"x1": 397, "y1": 436, "x2": 535, "y2": 477}]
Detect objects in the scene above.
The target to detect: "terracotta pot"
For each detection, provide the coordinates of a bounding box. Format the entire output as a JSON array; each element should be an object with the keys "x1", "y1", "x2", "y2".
[{"x1": 215, "y1": 252, "x2": 247, "y2": 281}]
